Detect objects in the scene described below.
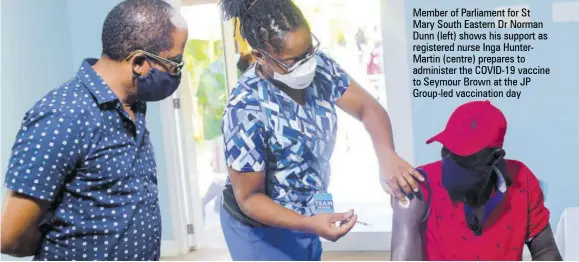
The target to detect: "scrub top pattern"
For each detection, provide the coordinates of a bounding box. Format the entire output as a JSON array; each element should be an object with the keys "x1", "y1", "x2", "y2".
[
  {"x1": 4, "y1": 59, "x2": 162, "y2": 260},
  {"x1": 222, "y1": 52, "x2": 351, "y2": 216}
]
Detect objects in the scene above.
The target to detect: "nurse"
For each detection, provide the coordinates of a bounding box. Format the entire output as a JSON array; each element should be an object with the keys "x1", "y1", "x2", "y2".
[{"x1": 218, "y1": 0, "x2": 422, "y2": 260}]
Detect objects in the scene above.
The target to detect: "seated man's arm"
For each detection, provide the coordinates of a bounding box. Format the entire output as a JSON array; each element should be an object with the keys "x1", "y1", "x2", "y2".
[
  {"x1": 523, "y1": 165, "x2": 562, "y2": 261},
  {"x1": 527, "y1": 225, "x2": 562, "y2": 261},
  {"x1": 391, "y1": 188, "x2": 429, "y2": 261}
]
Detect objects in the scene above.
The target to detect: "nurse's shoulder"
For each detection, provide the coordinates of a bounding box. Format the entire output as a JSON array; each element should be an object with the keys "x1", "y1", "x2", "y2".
[
  {"x1": 227, "y1": 65, "x2": 262, "y2": 102},
  {"x1": 223, "y1": 65, "x2": 268, "y2": 130},
  {"x1": 313, "y1": 50, "x2": 339, "y2": 75}
]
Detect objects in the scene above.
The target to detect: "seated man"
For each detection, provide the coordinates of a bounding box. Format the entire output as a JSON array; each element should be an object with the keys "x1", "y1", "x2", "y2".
[{"x1": 391, "y1": 100, "x2": 562, "y2": 261}]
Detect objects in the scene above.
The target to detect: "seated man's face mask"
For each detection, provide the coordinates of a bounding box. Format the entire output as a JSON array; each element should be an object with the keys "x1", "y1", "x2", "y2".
[{"x1": 441, "y1": 147, "x2": 506, "y2": 207}]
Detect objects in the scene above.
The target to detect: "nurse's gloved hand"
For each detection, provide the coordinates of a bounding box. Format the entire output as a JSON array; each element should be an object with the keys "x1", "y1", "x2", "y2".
[
  {"x1": 380, "y1": 152, "x2": 424, "y2": 204},
  {"x1": 305, "y1": 210, "x2": 358, "y2": 242}
]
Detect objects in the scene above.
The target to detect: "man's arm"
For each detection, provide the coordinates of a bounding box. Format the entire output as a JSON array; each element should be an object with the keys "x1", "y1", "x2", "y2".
[
  {"x1": 336, "y1": 79, "x2": 424, "y2": 201},
  {"x1": 527, "y1": 225, "x2": 562, "y2": 260},
  {"x1": 1, "y1": 191, "x2": 49, "y2": 257},
  {"x1": 1, "y1": 108, "x2": 85, "y2": 257},
  {"x1": 390, "y1": 192, "x2": 428, "y2": 261},
  {"x1": 520, "y1": 164, "x2": 561, "y2": 260}
]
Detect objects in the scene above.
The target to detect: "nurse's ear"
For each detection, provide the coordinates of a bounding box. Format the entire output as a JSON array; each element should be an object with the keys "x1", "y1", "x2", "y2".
[{"x1": 251, "y1": 50, "x2": 266, "y2": 66}]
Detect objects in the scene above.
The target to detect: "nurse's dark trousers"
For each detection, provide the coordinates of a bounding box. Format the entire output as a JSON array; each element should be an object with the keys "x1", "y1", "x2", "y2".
[{"x1": 220, "y1": 206, "x2": 322, "y2": 261}]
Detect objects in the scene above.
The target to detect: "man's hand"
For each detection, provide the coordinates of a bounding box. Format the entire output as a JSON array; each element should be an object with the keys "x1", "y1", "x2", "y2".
[
  {"x1": 305, "y1": 210, "x2": 358, "y2": 242},
  {"x1": 380, "y1": 152, "x2": 424, "y2": 203}
]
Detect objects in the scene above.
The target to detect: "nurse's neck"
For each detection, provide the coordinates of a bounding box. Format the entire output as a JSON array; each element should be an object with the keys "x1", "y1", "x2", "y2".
[
  {"x1": 93, "y1": 56, "x2": 137, "y2": 105},
  {"x1": 256, "y1": 64, "x2": 306, "y2": 105}
]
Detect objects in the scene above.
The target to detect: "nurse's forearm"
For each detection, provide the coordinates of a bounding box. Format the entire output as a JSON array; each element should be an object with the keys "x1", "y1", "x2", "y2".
[
  {"x1": 337, "y1": 82, "x2": 395, "y2": 155},
  {"x1": 361, "y1": 102, "x2": 396, "y2": 156},
  {"x1": 239, "y1": 193, "x2": 310, "y2": 231}
]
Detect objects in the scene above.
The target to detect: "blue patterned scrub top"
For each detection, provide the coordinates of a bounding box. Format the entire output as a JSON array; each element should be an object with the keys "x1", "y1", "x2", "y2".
[{"x1": 222, "y1": 52, "x2": 351, "y2": 216}]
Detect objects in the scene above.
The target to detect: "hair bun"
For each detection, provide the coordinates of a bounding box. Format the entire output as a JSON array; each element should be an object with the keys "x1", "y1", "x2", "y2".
[{"x1": 219, "y1": 0, "x2": 254, "y2": 20}]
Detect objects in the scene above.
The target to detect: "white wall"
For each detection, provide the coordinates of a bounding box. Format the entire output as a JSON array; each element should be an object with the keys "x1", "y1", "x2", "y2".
[{"x1": 1, "y1": 0, "x2": 74, "y2": 260}]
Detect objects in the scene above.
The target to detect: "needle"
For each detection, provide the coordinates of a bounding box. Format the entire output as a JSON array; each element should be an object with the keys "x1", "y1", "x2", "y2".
[
  {"x1": 334, "y1": 220, "x2": 370, "y2": 227},
  {"x1": 356, "y1": 220, "x2": 370, "y2": 226}
]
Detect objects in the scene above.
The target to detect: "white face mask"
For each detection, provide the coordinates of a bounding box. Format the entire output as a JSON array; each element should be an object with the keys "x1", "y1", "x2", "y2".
[{"x1": 272, "y1": 56, "x2": 317, "y2": 90}]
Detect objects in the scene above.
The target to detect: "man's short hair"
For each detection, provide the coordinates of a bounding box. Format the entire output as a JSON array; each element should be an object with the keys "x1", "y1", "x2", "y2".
[{"x1": 101, "y1": 0, "x2": 177, "y2": 61}]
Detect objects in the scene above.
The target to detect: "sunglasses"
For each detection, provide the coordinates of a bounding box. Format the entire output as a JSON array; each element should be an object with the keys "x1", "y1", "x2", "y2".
[
  {"x1": 126, "y1": 50, "x2": 184, "y2": 76},
  {"x1": 260, "y1": 34, "x2": 321, "y2": 73}
]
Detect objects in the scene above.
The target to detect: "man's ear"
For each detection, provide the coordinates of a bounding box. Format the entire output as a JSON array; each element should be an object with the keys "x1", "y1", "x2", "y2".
[
  {"x1": 130, "y1": 55, "x2": 147, "y2": 76},
  {"x1": 441, "y1": 147, "x2": 450, "y2": 158},
  {"x1": 488, "y1": 148, "x2": 506, "y2": 165}
]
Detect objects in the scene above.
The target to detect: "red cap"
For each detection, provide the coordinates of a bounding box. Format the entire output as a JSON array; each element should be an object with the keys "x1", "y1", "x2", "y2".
[{"x1": 426, "y1": 100, "x2": 507, "y2": 156}]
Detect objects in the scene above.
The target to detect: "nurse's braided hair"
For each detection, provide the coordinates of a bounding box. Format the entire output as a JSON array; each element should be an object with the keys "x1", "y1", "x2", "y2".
[{"x1": 219, "y1": 0, "x2": 309, "y2": 53}]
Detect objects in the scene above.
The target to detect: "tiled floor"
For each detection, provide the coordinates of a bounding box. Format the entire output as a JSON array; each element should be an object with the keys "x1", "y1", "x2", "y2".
[
  {"x1": 161, "y1": 249, "x2": 391, "y2": 261},
  {"x1": 323, "y1": 251, "x2": 390, "y2": 261},
  {"x1": 161, "y1": 248, "x2": 533, "y2": 261}
]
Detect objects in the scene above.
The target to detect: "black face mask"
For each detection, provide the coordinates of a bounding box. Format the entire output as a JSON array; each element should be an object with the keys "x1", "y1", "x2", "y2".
[{"x1": 441, "y1": 147, "x2": 508, "y2": 207}]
